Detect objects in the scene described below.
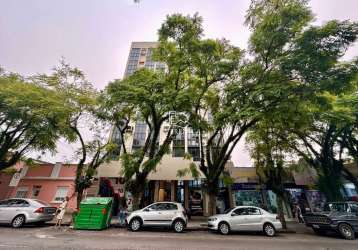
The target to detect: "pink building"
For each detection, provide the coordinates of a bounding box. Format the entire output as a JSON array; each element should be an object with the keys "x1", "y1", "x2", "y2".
[{"x1": 1, "y1": 161, "x2": 78, "y2": 210}]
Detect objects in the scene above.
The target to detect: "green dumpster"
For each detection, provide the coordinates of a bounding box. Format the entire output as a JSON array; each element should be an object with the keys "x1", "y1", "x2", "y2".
[{"x1": 74, "y1": 197, "x2": 113, "y2": 230}]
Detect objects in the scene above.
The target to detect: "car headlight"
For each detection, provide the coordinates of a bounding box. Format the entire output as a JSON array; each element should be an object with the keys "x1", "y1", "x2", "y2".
[{"x1": 208, "y1": 218, "x2": 217, "y2": 222}]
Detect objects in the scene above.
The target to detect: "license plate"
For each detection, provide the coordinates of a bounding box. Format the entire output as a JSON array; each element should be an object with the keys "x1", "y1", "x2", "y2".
[{"x1": 312, "y1": 224, "x2": 320, "y2": 229}]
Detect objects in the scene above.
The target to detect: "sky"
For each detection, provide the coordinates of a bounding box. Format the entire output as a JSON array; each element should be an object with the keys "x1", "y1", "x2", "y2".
[{"x1": 1, "y1": 0, "x2": 358, "y2": 166}]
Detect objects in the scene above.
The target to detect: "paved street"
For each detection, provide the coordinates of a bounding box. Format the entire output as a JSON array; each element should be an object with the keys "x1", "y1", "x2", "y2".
[{"x1": 0, "y1": 226, "x2": 356, "y2": 250}]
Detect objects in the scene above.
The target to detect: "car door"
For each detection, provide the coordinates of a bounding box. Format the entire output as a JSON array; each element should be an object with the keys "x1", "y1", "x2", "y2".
[
  {"x1": 159, "y1": 203, "x2": 178, "y2": 225},
  {"x1": 229, "y1": 207, "x2": 250, "y2": 231},
  {"x1": 141, "y1": 203, "x2": 162, "y2": 225},
  {"x1": 245, "y1": 207, "x2": 264, "y2": 231},
  {"x1": 0, "y1": 199, "x2": 20, "y2": 223},
  {"x1": 0, "y1": 200, "x2": 11, "y2": 222}
]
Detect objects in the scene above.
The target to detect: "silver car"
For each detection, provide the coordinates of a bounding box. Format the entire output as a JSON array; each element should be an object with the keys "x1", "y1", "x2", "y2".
[
  {"x1": 126, "y1": 202, "x2": 188, "y2": 233},
  {"x1": 208, "y1": 206, "x2": 282, "y2": 236},
  {"x1": 0, "y1": 198, "x2": 56, "y2": 228}
]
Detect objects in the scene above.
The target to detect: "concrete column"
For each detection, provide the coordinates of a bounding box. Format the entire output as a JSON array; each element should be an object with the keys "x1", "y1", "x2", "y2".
[
  {"x1": 170, "y1": 181, "x2": 177, "y2": 202},
  {"x1": 153, "y1": 181, "x2": 159, "y2": 202},
  {"x1": 184, "y1": 181, "x2": 189, "y2": 210}
]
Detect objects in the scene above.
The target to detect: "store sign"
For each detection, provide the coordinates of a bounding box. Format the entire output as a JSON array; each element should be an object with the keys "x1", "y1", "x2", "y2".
[
  {"x1": 9, "y1": 165, "x2": 28, "y2": 187},
  {"x1": 9, "y1": 172, "x2": 21, "y2": 187},
  {"x1": 232, "y1": 183, "x2": 265, "y2": 190}
]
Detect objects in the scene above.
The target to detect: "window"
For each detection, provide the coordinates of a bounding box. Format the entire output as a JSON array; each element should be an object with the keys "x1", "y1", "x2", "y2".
[
  {"x1": 53, "y1": 187, "x2": 69, "y2": 202},
  {"x1": 324, "y1": 203, "x2": 347, "y2": 212},
  {"x1": 0, "y1": 200, "x2": 10, "y2": 207},
  {"x1": 15, "y1": 187, "x2": 28, "y2": 198},
  {"x1": 148, "y1": 203, "x2": 158, "y2": 211},
  {"x1": 32, "y1": 185, "x2": 42, "y2": 198},
  {"x1": 166, "y1": 203, "x2": 178, "y2": 210},
  {"x1": 248, "y1": 207, "x2": 261, "y2": 215},
  {"x1": 132, "y1": 120, "x2": 147, "y2": 152},
  {"x1": 8, "y1": 199, "x2": 29, "y2": 207},
  {"x1": 172, "y1": 128, "x2": 185, "y2": 157},
  {"x1": 349, "y1": 203, "x2": 358, "y2": 213},
  {"x1": 187, "y1": 127, "x2": 200, "y2": 161},
  {"x1": 233, "y1": 208, "x2": 249, "y2": 216}
]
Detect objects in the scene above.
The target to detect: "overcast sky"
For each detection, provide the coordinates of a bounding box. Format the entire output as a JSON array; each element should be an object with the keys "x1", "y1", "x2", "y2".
[{"x1": 1, "y1": 0, "x2": 358, "y2": 166}]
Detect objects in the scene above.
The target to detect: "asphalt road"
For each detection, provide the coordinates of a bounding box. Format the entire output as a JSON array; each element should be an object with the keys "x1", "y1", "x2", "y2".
[{"x1": 0, "y1": 226, "x2": 356, "y2": 250}]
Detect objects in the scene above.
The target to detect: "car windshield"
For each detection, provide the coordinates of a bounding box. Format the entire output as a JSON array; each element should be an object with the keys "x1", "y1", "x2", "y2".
[
  {"x1": 223, "y1": 208, "x2": 232, "y2": 214},
  {"x1": 323, "y1": 203, "x2": 347, "y2": 212}
]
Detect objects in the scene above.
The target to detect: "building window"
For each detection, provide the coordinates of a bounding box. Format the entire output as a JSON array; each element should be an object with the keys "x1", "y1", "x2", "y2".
[
  {"x1": 172, "y1": 128, "x2": 185, "y2": 157},
  {"x1": 188, "y1": 147, "x2": 200, "y2": 161},
  {"x1": 53, "y1": 187, "x2": 69, "y2": 202},
  {"x1": 15, "y1": 187, "x2": 28, "y2": 198},
  {"x1": 132, "y1": 120, "x2": 147, "y2": 152},
  {"x1": 129, "y1": 48, "x2": 140, "y2": 59},
  {"x1": 32, "y1": 185, "x2": 42, "y2": 198},
  {"x1": 187, "y1": 127, "x2": 200, "y2": 161}
]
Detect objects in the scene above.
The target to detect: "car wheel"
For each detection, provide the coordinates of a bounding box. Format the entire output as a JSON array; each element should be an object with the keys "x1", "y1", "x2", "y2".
[
  {"x1": 129, "y1": 218, "x2": 142, "y2": 232},
  {"x1": 263, "y1": 223, "x2": 276, "y2": 237},
  {"x1": 173, "y1": 220, "x2": 185, "y2": 233},
  {"x1": 338, "y1": 223, "x2": 355, "y2": 240},
  {"x1": 313, "y1": 228, "x2": 325, "y2": 235},
  {"x1": 218, "y1": 222, "x2": 230, "y2": 235},
  {"x1": 12, "y1": 215, "x2": 25, "y2": 228}
]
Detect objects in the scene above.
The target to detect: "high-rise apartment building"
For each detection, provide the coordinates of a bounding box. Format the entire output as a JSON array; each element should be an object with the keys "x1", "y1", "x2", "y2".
[
  {"x1": 95, "y1": 42, "x2": 234, "y2": 216},
  {"x1": 124, "y1": 42, "x2": 165, "y2": 77}
]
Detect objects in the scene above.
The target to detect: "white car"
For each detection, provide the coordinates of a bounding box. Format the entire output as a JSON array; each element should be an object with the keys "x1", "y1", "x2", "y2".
[
  {"x1": 0, "y1": 198, "x2": 56, "y2": 228},
  {"x1": 126, "y1": 202, "x2": 188, "y2": 233},
  {"x1": 208, "y1": 206, "x2": 282, "y2": 236}
]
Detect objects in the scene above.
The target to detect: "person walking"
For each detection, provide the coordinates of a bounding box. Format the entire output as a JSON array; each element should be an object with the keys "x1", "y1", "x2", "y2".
[
  {"x1": 118, "y1": 201, "x2": 128, "y2": 227},
  {"x1": 55, "y1": 196, "x2": 69, "y2": 228},
  {"x1": 294, "y1": 203, "x2": 304, "y2": 223}
]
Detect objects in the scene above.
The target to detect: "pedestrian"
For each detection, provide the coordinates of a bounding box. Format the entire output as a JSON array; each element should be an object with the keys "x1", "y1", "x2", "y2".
[
  {"x1": 118, "y1": 201, "x2": 128, "y2": 227},
  {"x1": 294, "y1": 203, "x2": 304, "y2": 223},
  {"x1": 55, "y1": 196, "x2": 69, "y2": 228}
]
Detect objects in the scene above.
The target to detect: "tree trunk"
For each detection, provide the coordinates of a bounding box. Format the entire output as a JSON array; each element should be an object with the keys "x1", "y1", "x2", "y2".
[
  {"x1": 317, "y1": 163, "x2": 344, "y2": 202},
  {"x1": 277, "y1": 195, "x2": 287, "y2": 230},
  {"x1": 207, "y1": 192, "x2": 217, "y2": 216},
  {"x1": 206, "y1": 180, "x2": 219, "y2": 216},
  {"x1": 132, "y1": 191, "x2": 143, "y2": 211},
  {"x1": 76, "y1": 187, "x2": 84, "y2": 209}
]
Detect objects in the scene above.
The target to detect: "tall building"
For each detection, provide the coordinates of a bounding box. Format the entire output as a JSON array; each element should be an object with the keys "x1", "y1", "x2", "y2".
[
  {"x1": 124, "y1": 42, "x2": 165, "y2": 77},
  {"x1": 95, "y1": 42, "x2": 234, "y2": 216}
]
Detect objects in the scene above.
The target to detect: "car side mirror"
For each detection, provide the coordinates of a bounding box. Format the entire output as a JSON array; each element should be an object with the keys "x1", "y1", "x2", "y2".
[
  {"x1": 143, "y1": 208, "x2": 149, "y2": 212},
  {"x1": 231, "y1": 213, "x2": 237, "y2": 217}
]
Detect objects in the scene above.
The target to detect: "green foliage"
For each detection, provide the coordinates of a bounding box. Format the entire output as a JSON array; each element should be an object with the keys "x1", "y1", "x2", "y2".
[
  {"x1": 0, "y1": 70, "x2": 75, "y2": 170},
  {"x1": 245, "y1": 0, "x2": 358, "y2": 200}
]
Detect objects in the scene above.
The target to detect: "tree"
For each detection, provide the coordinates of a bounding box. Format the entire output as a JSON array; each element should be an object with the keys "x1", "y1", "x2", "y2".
[
  {"x1": 247, "y1": 114, "x2": 297, "y2": 229},
  {"x1": 104, "y1": 67, "x2": 191, "y2": 209},
  {"x1": 0, "y1": 70, "x2": 73, "y2": 170},
  {"x1": 37, "y1": 61, "x2": 117, "y2": 208},
  {"x1": 244, "y1": 0, "x2": 358, "y2": 201},
  {"x1": 155, "y1": 13, "x2": 250, "y2": 215}
]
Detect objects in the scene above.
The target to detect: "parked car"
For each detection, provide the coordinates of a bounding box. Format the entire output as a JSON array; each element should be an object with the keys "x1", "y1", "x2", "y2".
[
  {"x1": 0, "y1": 198, "x2": 56, "y2": 228},
  {"x1": 126, "y1": 202, "x2": 188, "y2": 233},
  {"x1": 208, "y1": 206, "x2": 282, "y2": 236},
  {"x1": 303, "y1": 201, "x2": 358, "y2": 240}
]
